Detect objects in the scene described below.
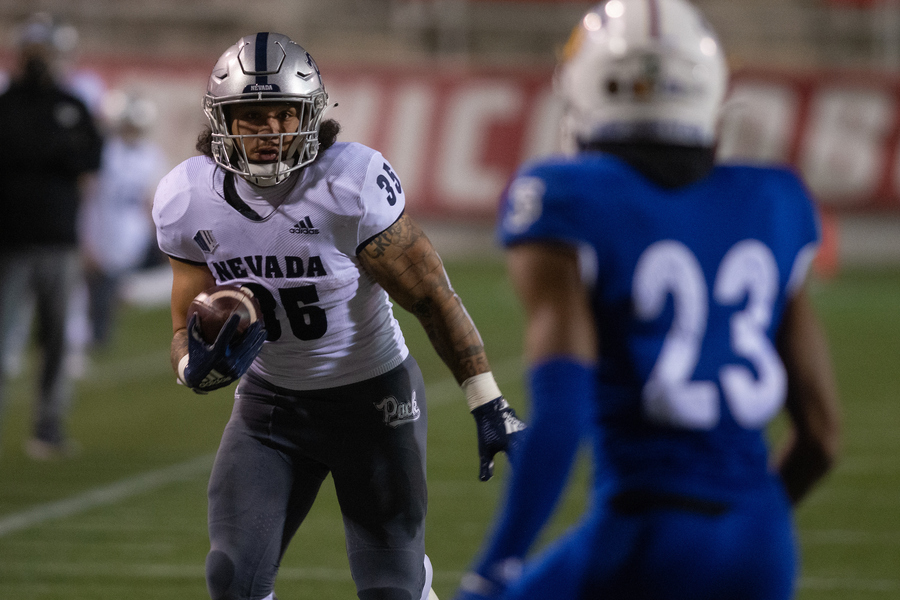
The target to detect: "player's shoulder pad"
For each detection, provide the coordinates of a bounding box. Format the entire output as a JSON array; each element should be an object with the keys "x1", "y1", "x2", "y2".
[
  {"x1": 316, "y1": 141, "x2": 402, "y2": 207},
  {"x1": 152, "y1": 155, "x2": 217, "y2": 229},
  {"x1": 313, "y1": 141, "x2": 379, "y2": 180},
  {"x1": 507, "y1": 153, "x2": 626, "y2": 209}
]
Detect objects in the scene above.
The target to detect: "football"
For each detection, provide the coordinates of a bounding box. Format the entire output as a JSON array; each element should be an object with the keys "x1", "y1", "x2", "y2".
[{"x1": 187, "y1": 284, "x2": 262, "y2": 345}]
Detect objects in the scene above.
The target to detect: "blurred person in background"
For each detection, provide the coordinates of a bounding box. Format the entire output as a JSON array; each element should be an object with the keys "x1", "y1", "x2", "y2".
[
  {"x1": 77, "y1": 91, "x2": 168, "y2": 351},
  {"x1": 0, "y1": 13, "x2": 104, "y2": 459},
  {"x1": 455, "y1": 1, "x2": 841, "y2": 599},
  {"x1": 153, "y1": 32, "x2": 525, "y2": 600},
  {"x1": 0, "y1": 15, "x2": 107, "y2": 381}
]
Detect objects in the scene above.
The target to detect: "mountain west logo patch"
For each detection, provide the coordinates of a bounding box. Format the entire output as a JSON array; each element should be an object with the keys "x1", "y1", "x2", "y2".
[
  {"x1": 290, "y1": 216, "x2": 319, "y2": 234},
  {"x1": 375, "y1": 392, "x2": 421, "y2": 427},
  {"x1": 193, "y1": 230, "x2": 218, "y2": 253}
]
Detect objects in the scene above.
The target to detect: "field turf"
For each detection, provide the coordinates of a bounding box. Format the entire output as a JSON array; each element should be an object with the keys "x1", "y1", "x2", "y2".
[{"x1": 0, "y1": 260, "x2": 897, "y2": 599}]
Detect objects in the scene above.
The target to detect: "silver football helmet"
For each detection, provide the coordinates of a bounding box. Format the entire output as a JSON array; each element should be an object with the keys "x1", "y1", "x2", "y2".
[
  {"x1": 204, "y1": 32, "x2": 328, "y2": 186},
  {"x1": 556, "y1": 0, "x2": 727, "y2": 150}
]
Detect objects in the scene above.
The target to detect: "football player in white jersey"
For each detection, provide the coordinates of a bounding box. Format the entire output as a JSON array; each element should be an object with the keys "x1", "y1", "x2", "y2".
[{"x1": 152, "y1": 32, "x2": 526, "y2": 600}]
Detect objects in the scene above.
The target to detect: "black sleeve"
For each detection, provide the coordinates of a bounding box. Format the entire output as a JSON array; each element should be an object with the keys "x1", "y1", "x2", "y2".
[{"x1": 60, "y1": 96, "x2": 104, "y2": 175}]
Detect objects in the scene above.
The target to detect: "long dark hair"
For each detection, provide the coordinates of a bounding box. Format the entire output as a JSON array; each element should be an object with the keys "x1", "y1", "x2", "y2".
[{"x1": 195, "y1": 118, "x2": 341, "y2": 160}]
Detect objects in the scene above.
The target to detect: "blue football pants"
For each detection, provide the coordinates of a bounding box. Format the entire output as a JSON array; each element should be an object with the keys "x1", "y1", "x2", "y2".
[{"x1": 503, "y1": 481, "x2": 796, "y2": 600}]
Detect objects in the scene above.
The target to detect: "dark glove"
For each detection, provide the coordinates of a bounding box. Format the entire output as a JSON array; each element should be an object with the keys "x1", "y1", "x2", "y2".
[
  {"x1": 471, "y1": 397, "x2": 527, "y2": 481},
  {"x1": 182, "y1": 313, "x2": 266, "y2": 393}
]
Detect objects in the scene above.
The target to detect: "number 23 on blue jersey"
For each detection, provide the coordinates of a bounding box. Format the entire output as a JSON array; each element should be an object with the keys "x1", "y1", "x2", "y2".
[{"x1": 633, "y1": 239, "x2": 786, "y2": 431}]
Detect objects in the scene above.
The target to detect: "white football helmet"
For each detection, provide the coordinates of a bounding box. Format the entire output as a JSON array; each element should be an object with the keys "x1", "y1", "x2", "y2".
[
  {"x1": 556, "y1": 0, "x2": 727, "y2": 149},
  {"x1": 204, "y1": 32, "x2": 328, "y2": 186}
]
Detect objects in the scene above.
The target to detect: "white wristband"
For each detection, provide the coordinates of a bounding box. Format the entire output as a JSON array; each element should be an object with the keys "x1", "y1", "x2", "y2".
[
  {"x1": 461, "y1": 372, "x2": 502, "y2": 411},
  {"x1": 176, "y1": 354, "x2": 190, "y2": 386}
]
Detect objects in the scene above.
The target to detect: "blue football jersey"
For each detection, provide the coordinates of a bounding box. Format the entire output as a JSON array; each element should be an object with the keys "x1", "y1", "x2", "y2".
[{"x1": 498, "y1": 152, "x2": 820, "y2": 495}]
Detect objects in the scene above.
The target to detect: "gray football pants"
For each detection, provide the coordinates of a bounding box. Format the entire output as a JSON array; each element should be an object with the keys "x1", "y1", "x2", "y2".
[
  {"x1": 206, "y1": 356, "x2": 429, "y2": 600},
  {"x1": 0, "y1": 247, "x2": 80, "y2": 444}
]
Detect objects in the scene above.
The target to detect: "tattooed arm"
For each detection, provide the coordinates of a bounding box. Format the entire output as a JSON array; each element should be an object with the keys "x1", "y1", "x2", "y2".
[
  {"x1": 360, "y1": 213, "x2": 526, "y2": 480},
  {"x1": 358, "y1": 213, "x2": 490, "y2": 384}
]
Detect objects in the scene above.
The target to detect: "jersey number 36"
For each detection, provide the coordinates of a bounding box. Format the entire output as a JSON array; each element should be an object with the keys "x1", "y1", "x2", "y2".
[{"x1": 633, "y1": 239, "x2": 786, "y2": 431}]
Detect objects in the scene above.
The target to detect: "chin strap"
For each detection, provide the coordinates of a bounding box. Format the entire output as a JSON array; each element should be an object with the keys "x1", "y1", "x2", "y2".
[{"x1": 246, "y1": 160, "x2": 296, "y2": 186}]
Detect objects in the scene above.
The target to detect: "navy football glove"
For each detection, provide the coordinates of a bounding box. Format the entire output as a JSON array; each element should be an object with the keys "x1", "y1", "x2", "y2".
[
  {"x1": 182, "y1": 313, "x2": 266, "y2": 393},
  {"x1": 471, "y1": 397, "x2": 527, "y2": 481}
]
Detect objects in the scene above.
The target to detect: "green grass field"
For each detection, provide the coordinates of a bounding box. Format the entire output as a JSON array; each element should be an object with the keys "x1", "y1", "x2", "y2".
[{"x1": 0, "y1": 259, "x2": 898, "y2": 599}]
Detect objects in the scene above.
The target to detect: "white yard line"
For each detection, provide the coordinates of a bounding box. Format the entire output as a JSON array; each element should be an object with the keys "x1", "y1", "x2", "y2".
[{"x1": 0, "y1": 454, "x2": 213, "y2": 538}]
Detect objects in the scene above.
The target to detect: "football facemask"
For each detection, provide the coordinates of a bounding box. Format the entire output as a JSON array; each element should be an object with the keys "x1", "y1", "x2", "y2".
[
  {"x1": 204, "y1": 32, "x2": 328, "y2": 186},
  {"x1": 556, "y1": 0, "x2": 727, "y2": 150}
]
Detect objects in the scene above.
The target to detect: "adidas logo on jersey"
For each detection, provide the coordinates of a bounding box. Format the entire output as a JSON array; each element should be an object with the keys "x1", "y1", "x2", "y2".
[{"x1": 290, "y1": 216, "x2": 319, "y2": 235}]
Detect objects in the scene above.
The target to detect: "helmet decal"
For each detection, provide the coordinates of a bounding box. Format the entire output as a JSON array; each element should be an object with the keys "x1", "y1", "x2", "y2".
[{"x1": 253, "y1": 31, "x2": 270, "y2": 76}]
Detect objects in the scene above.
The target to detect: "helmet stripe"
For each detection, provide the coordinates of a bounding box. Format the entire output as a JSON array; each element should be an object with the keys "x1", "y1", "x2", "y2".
[{"x1": 254, "y1": 31, "x2": 269, "y2": 85}]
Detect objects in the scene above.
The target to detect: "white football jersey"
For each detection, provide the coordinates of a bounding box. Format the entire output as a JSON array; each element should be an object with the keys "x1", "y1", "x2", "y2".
[{"x1": 153, "y1": 142, "x2": 409, "y2": 389}]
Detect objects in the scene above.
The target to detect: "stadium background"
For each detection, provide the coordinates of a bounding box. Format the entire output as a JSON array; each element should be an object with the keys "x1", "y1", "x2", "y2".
[{"x1": 0, "y1": 1, "x2": 898, "y2": 599}]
